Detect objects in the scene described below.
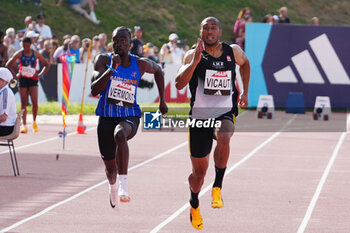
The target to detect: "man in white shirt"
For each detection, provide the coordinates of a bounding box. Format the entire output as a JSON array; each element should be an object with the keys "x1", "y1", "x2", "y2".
[
  {"x1": 160, "y1": 33, "x2": 185, "y2": 65},
  {"x1": 22, "y1": 16, "x2": 33, "y2": 35},
  {"x1": 53, "y1": 38, "x2": 71, "y2": 63},
  {"x1": 0, "y1": 68, "x2": 16, "y2": 136},
  {"x1": 5, "y1": 28, "x2": 21, "y2": 56},
  {"x1": 35, "y1": 14, "x2": 52, "y2": 40}
]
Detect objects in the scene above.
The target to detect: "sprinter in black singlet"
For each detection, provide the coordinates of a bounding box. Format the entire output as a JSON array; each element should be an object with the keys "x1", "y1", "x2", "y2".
[{"x1": 175, "y1": 17, "x2": 251, "y2": 230}]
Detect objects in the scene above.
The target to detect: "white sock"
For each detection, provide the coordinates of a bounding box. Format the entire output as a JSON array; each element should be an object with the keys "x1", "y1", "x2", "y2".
[
  {"x1": 109, "y1": 182, "x2": 117, "y2": 191},
  {"x1": 119, "y1": 174, "x2": 128, "y2": 193},
  {"x1": 108, "y1": 181, "x2": 118, "y2": 207}
]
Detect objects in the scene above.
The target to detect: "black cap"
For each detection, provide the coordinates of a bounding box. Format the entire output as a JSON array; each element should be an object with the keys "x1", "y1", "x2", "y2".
[
  {"x1": 134, "y1": 26, "x2": 143, "y2": 32},
  {"x1": 37, "y1": 14, "x2": 45, "y2": 19}
]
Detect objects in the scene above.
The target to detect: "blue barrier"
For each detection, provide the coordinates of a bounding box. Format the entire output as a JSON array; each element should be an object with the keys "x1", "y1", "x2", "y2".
[{"x1": 286, "y1": 92, "x2": 305, "y2": 114}]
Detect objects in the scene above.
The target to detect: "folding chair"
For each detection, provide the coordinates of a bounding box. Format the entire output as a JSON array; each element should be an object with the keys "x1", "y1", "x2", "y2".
[{"x1": 0, "y1": 110, "x2": 24, "y2": 176}]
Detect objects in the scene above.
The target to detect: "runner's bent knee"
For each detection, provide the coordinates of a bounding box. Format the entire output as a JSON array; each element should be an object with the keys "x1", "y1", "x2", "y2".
[
  {"x1": 114, "y1": 129, "x2": 128, "y2": 142},
  {"x1": 216, "y1": 132, "x2": 233, "y2": 144}
]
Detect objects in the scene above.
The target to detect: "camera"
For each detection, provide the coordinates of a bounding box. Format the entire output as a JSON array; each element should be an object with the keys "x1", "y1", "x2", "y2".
[
  {"x1": 10, "y1": 79, "x2": 18, "y2": 89},
  {"x1": 176, "y1": 40, "x2": 186, "y2": 49}
]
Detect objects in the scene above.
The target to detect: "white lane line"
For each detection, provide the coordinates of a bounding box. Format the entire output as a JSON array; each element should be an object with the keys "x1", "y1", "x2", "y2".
[
  {"x1": 150, "y1": 115, "x2": 297, "y2": 233},
  {"x1": 150, "y1": 131, "x2": 282, "y2": 233},
  {"x1": 0, "y1": 141, "x2": 188, "y2": 233},
  {"x1": 129, "y1": 142, "x2": 187, "y2": 172},
  {"x1": 297, "y1": 114, "x2": 350, "y2": 233},
  {"x1": 0, "y1": 127, "x2": 96, "y2": 155}
]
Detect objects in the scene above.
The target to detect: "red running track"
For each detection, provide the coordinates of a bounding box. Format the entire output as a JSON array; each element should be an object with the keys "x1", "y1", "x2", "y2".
[{"x1": 0, "y1": 111, "x2": 349, "y2": 233}]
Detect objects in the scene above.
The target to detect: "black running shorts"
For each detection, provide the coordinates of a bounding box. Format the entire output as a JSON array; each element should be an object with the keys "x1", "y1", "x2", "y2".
[
  {"x1": 97, "y1": 116, "x2": 140, "y2": 160},
  {"x1": 189, "y1": 111, "x2": 236, "y2": 158},
  {"x1": 19, "y1": 77, "x2": 38, "y2": 88}
]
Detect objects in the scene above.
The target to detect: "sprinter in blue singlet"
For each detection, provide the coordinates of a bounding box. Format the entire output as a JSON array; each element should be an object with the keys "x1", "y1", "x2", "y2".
[{"x1": 91, "y1": 26, "x2": 167, "y2": 208}]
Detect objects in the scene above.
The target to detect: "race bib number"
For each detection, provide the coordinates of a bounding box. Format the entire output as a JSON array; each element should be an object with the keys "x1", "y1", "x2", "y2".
[
  {"x1": 204, "y1": 70, "x2": 231, "y2": 95},
  {"x1": 21, "y1": 65, "x2": 36, "y2": 78},
  {"x1": 107, "y1": 79, "x2": 136, "y2": 108}
]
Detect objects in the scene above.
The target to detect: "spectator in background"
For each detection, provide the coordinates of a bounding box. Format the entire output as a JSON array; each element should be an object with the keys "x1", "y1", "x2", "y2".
[
  {"x1": 0, "y1": 68, "x2": 16, "y2": 136},
  {"x1": 311, "y1": 17, "x2": 319, "y2": 25},
  {"x1": 40, "y1": 40, "x2": 54, "y2": 65},
  {"x1": 6, "y1": 28, "x2": 21, "y2": 56},
  {"x1": 273, "y1": 15, "x2": 280, "y2": 24},
  {"x1": 0, "y1": 31, "x2": 8, "y2": 67},
  {"x1": 278, "y1": 6, "x2": 290, "y2": 23},
  {"x1": 53, "y1": 38, "x2": 70, "y2": 63},
  {"x1": 3, "y1": 36, "x2": 15, "y2": 62},
  {"x1": 98, "y1": 33, "x2": 107, "y2": 54},
  {"x1": 22, "y1": 16, "x2": 33, "y2": 34},
  {"x1": 69, "y1": 35, "x2": 81, "y2": 63},
  {"x1": 160, "y1": 33, "x2": 185, "y2": 65},
  {"x1": 143, "y1": 44, "x2": 150, "y2": 59},
  {"x1": 262, "y1": 14, "x2": 273, "y2": 24},
  {"x1": 52, "y1": 35, "x2": 59, "y2": 41},
  {"x1": 90, "y1": 35, "x2": 100, "y2": 62},
  {"x1": 159, "y1": 43, "x2": 173, "y2": 65},
  {"x1": 35, "y1": 14, "x2": 52, "y2": 40},
  {"x1": 146, "y1": 43, "x2": 158, "y2": 63},
  {"x1": 233, "y1": 7, "x2": 252, "y2": 50},
  {"x1": 143, "y1": 43, "x2": 157, "y2": 63},
  {"x1": 50, "y1": 40, "x2": 59, "y2": 63},
  {"x1": 26, "y1": 31, "x2": 40, "y2": 51},
  {"x1": 80, "y1": 38, "x2": 91, "y2": 63},
  {"x1": 153, "y1": 46, "x2": 159, "y2": 62},
  {"x1": 130, "y1": 26, "x2": 143, "y2": 57},
  {"x1": 16, "y1": 30, "x2": 25, "y2": 42},
  {"x1": 37, "y1": 36, "x2": 45, "y2": 50},
  {"x1": 56, "y1": 0, "x2": 100, "y2": 25},
  {"x1": 106, "y1": 42, "x2": 113, "y2": 53},
  {"x1": 62, "y1": 34, "x2": 71, "y2": 42},
  {"x1": 27, "y1": 21, "x2": 37, "y2": 35}
]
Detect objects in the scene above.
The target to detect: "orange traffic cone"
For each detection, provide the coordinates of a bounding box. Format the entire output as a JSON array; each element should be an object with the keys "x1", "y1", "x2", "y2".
[{"x1": 77, "y1": 113, "x2": 86, "y2": 134}]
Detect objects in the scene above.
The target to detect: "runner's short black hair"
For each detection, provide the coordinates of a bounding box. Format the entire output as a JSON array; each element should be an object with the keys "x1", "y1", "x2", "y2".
[
  {"x1": 201, "y1": 17, "x2": 221, "y2": 29},
  {"x1": 22, "y1": 37, "x2": 31, "y2": 44},
  {"x1": 112, "y1": 26, "x2": 131, "y2": 39}
]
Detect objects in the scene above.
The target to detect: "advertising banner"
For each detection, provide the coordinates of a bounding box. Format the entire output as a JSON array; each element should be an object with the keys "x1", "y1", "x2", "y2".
[{"x1": 246, "y1": 23, "x2": 350, "y2": 108}]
